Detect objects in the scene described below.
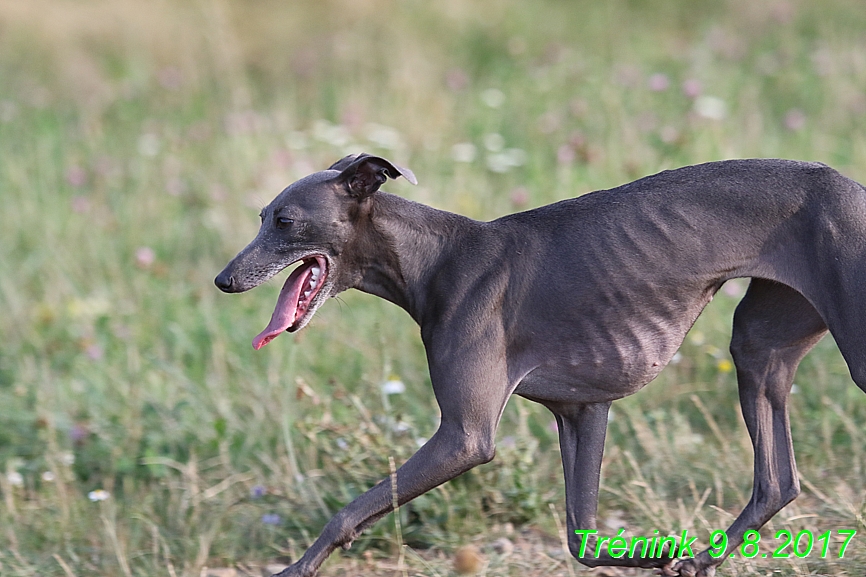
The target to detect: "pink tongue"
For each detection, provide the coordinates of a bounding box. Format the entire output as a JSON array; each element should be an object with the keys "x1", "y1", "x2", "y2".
[{"x1": 252, "y1": 263, "x2": 311, "y2": 350}]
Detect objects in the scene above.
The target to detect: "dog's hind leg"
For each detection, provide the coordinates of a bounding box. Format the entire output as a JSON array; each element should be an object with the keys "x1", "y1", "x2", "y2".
[
  {"x1": 810, "y1": 280, "x2": 866, "y2": 394},
  {"x1": 673, "y1": 279, "x2": 827, "y2": 577}
]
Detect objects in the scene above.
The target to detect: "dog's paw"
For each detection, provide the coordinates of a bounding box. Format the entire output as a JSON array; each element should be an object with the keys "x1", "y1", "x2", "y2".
[
  {"x1": 668, "y1": 559, "x2": 716, "y2": 577},
  {"x1": 654, "y1": 561, "x2": 679, "y2": 576},
  {"x1": 272, "y1": 563, "x2": 316, "y2": 577}
]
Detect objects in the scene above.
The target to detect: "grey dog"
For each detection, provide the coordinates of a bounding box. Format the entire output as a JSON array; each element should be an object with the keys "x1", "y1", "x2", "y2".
[{"x1": 215, "y1": 154, "x2": 866, "y2": 576}]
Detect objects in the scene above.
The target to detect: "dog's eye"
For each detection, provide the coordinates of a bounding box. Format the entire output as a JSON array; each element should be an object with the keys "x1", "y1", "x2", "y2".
[{"x1": 276, "y1": 217, "x2": 294, "y2": 230}]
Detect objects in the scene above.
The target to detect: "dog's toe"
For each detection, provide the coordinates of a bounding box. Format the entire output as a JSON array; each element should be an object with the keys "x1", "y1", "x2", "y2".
[{"x1": 671, "y1": 559, "x2": 716, "y2": 577}]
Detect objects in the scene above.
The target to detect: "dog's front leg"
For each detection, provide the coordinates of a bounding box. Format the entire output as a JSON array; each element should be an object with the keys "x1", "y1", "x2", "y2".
[
  {"x1": 275, "y1": 345, "x2": 511, "y2": 577},
  {"x1": 551, "y1": 402, "x2": 678, "y2": 570}
]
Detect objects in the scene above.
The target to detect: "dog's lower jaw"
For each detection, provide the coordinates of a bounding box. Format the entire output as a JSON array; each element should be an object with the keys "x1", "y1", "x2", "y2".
[
  {"x1": 252, "y1": 256, "x2": 330, "y2": 348},
  {"x1": 285, "y1": 282, "x2": 333, "y2": 333}
]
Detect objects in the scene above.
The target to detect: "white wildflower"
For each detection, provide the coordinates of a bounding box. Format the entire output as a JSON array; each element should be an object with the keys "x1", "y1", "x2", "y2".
[
  {"x1": 381, "y1": 379, "x2": 406, "y2": 395},
  {"x1": 88, "y1": 489, "x2": 110, "y2": 502},
  {"x1": 486, "y1": 148, "x2": 527, "y2": 173},
  {"x1": 137, "y1": 133, "x2": 160, "y2": 157},
  {"x1": 365, "y1": 124, "x2": 402, "y2": 150},
  {"x1": 481, "y1": 88, "x2": 505, "y2": 108},
  {"x1": 483, "y1": 133, "x2": 505, "y2": 152},
  {"x1": 392, "y1": 421, "x2": 411, "y2": 433},
  {"x1": 694, "y1": 96, "x2": 727, "y2": 120},
  {"x1": 452, "y1": 143, "x2": 477, "y2": 163}
]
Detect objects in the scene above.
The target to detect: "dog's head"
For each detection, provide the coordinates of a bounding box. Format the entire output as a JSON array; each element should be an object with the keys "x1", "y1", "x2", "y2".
[{"x1": 215, "y1": 153, "x2": 416, "y2": 349}]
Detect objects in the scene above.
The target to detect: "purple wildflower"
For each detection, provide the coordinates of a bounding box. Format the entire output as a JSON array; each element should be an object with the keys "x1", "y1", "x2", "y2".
[{"x1": 261, "y1": 513, "x2": 282, "y2": 526}]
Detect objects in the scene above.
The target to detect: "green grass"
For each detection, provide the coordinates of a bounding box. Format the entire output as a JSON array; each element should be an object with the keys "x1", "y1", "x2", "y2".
[{"x1": 2, "y1": 0, "x2": 866, "y2": 575}]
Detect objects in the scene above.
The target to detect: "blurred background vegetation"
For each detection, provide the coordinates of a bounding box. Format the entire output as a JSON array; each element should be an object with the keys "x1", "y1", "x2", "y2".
[{"x1": 1, "y1": 0, "x2": 866, "y2": 575}]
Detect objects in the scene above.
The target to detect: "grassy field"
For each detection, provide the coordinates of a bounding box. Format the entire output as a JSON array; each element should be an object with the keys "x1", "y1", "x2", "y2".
[{"x1": 2, "y1": 0, "x2": 866, "y2": 575}]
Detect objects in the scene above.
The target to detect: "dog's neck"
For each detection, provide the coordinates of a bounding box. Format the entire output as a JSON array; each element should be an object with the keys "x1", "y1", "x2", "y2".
[{"x1": 347, "y1": 191, "x2": 476, "y2": 324}]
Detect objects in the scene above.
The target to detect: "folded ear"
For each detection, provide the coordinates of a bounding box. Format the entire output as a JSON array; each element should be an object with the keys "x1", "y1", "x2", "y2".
[{"x1": 329, "y1": 153, "x2": 417, "y2": 199}]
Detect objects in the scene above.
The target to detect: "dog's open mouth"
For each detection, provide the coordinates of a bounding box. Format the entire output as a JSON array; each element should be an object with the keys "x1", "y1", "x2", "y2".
[{"x1": 252, "y1": 255, "x2": 328, "y2": 350}]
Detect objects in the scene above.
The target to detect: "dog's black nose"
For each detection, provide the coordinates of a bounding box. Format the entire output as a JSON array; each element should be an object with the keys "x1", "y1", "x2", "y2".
[{"x1": 214, "y1": 271, "x2": 235, "y2": 292}]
